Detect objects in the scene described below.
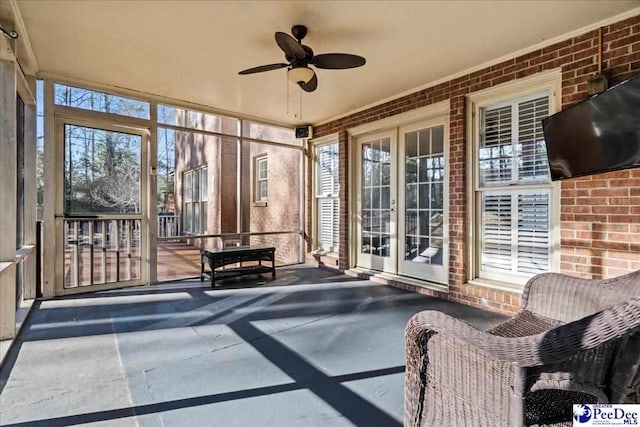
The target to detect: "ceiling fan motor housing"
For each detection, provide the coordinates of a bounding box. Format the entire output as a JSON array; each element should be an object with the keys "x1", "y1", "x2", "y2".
[{"x1": 291, "y1": 25, "x2": 308, "y2": 41}]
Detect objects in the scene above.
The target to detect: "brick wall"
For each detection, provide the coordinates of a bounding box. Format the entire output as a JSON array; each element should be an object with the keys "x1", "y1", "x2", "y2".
[
  {"x1": 561, "y1": 169, "x2": 640, "y2": 278},
  {"x1": 174, "y1": 116, "x2": 303, "y2": 263},
  {"x1": 243, "y1": 130, "x2": 302, "y2": 265},
  {"x1": 311, "y1": 14, "x2": 640, "y2": 314}
]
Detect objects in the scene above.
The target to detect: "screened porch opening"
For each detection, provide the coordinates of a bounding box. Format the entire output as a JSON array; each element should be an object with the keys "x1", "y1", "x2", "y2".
[{"x1": 37, "y1": 81, "x2": 305, "y2": 290}]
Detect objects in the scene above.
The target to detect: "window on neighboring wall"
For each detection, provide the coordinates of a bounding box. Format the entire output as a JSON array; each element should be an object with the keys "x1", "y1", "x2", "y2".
[
  {"x1": 183, "y1": 167, "x2": 207, "y2": 234},
  {"x1": 255, "y1": 155, "x2": 268, "y2": 203},
  {"x1": 315, "y1": 142, "x2": 339, "y2": 253},
  {"x1": 473, "y1": 88, "x2": 557, "y2": 286}
]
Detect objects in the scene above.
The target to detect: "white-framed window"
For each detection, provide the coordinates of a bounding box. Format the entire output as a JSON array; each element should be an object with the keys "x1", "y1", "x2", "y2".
[
  {"x1": 469, "y1": 73, "x2": 560, "y2": 287},
  {"x1": 255, "y1": 155, "x2": 268, "y2": 202},
  {"x1": 315, "y1": 141, "x2": 339, "y2": 253},
  {"x1": 183, "y1": 166, "x2": 207, "y2": 233}
]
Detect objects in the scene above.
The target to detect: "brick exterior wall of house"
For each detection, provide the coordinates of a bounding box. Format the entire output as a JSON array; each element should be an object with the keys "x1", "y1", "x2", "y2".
[
  {"x1": 174, "y1": 115, "x2": 303, "y2": 265},
  {"x1": 310, "y1": 14, "x2": 640, "y2": 314},
  {"x1": 246, "y1": 140, "x2": 302, "y2": 265}
]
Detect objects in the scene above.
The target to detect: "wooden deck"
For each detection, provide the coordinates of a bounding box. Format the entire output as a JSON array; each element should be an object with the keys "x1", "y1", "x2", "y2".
[{"x1": 157, "y1": 241, "x2": 202, "y2": 282}]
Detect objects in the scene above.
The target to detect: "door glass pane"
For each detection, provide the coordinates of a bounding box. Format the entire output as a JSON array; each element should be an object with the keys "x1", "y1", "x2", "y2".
[
  {"x1": 64, "y1": 125, "x2": 142, "y2": 214},
  {"x1": 404, "y1": 126, "x2": 444, "y2": 265},
  {"x1": 361, "y1": 138, "x2": 391, "y2": 258}
]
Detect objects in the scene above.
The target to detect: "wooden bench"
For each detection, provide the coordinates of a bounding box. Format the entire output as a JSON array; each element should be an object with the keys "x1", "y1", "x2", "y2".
[{"x1": 200, "y1": 245, "x2": 276, "y2": 287}]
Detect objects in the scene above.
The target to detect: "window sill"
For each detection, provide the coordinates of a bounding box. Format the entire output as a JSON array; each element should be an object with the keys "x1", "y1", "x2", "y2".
[
  {"x1": 467, "y1": 278, "x2": 524, "y2": 294},
  {"x1": 253, "y1": 201, "x2": 268, "y2": 207},
  {"x1": 310, "y1": 248, "x2": 338, "y2": 257}
]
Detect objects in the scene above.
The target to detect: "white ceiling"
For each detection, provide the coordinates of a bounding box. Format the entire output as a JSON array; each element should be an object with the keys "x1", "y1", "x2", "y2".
[{"x1": 14, "y1": 0, "x2": 640, "y2": 126}]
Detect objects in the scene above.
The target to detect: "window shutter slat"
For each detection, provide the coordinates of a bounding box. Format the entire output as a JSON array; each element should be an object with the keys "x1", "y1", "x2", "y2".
[
  {"x1": 518, "y1": 97, "x2": 550, "y2": 182},
  {"x1": 481, "y1": 194, "x2": 513, "y2": 271},
  {"x1": 480, "y1": 106, "x2": 513, "y2": 186},
  {"x1": 517, "y1": 192, "x2": 550, "y2": 274},
  {"x1": 319, "y1": 199, "x2": 333, "y2": 248}
]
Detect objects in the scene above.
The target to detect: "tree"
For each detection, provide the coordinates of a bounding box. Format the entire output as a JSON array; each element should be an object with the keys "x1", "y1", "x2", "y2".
[{"x1": 58, "y1": 85, "x2": 145, "y2": 214}]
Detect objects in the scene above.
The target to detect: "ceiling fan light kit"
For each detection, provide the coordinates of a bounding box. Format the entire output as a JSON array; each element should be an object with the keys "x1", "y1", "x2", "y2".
[
  {"x1": 238, "y1": 25, "x2": 366, "y2": 93},
  {"x1": 288, "y1": 66, "x2": 315, "y2": 84}
]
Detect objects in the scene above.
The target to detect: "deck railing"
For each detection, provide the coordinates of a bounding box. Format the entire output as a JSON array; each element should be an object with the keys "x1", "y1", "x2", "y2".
[
  {"x1": 63, "y1": 217, "x2": 141, "y2": 288},
  {"x1": 158, "y1": 214, "x2": 181, "y2": 238}
]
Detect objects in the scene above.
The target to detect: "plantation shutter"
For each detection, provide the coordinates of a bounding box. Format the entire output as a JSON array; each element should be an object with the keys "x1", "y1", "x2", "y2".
[
  {"x1": 319, "y1": 199, "x2": 337, "y2": 249},
  {"x1": 316, "y1": 143, "x2": 339, "y2": 252},
  {"x1": 481, "y1": 191, "x2": 551, "y2": 275},
  {"x1": 517, "y1": 192, "x2": 550, "y2": 274},
  {"x1": 481, "y1": 194, "x2": 512, "y2": 272},
  {"x1": 480, "y1": 105, "x2": 512, "y2": 186},
  {"x1": 478, "y1": 92, "x2": 552, "y2": 279},
  {"x1": 517, "y1": 97, "x2": 549, "y2": 183}
]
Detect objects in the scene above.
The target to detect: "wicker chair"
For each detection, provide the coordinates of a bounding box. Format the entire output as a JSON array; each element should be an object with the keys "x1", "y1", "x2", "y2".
[{"x1": 404, "y1": 270, "x2": 640, "y2": 427}]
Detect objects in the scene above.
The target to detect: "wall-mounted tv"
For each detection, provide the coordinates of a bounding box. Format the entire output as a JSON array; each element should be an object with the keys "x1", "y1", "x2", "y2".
[{"x1": 542, "y1": 75, "x2": 640, "y2": 181}]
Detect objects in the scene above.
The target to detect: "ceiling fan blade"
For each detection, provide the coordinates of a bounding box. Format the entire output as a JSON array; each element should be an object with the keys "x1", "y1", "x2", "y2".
[
  {"x1": 238, "y1": 63, "x2": 289, "y2": 75},
  {"x1": 275, "y1": 32, "x2": 306, "y2": 60},
  {"x1": 299, "y1": 73, "x2": 318, "y2": 93},
  {"x1": 312, "y1": 53, "x2": 366, "y2": 69}
]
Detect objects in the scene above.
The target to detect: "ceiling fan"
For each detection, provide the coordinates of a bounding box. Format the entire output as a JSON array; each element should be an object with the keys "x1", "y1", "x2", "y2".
[{"x1": 238, "y1": 25, "x2": 366, "y2": 93}]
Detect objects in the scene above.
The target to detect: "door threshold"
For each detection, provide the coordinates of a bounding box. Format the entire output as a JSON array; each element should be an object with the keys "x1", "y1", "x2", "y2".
[{"x1": 347, "y1": 268, "x2": 449, "y2": 294}]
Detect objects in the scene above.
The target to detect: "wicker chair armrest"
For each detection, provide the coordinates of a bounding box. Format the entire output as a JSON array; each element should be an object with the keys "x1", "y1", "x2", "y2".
[
  {"x1": 522, "y1": 271, "x2": 640, "y2": 322},
  {"x1": 406, "y1": 297, "x2": 640, "y2": 367}
]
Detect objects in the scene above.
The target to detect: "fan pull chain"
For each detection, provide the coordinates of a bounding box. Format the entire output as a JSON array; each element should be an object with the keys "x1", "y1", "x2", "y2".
[
  {"x1": 286, "y1": 74, "x2": 290, "y2": 114},
  {"x1": 299, "y1": 87, "x2": 303, "y2": 120}
]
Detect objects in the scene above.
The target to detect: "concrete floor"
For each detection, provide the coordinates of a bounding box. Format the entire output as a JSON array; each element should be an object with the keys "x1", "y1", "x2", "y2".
[{"x1": 0, "y1": 265, "x2": 507, "y2": 427}]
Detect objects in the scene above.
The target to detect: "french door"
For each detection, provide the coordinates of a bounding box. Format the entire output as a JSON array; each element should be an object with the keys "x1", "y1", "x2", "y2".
[
  {"x1": 356, "y1": 131, "x2": 397, "y2": 273},
  {"x1": 356, "y1": 118, "x2": 449, "y2": 284},
  {"x1": 55, "y1": 117, "x2": 149, "y2": 293},
  {"x1": 398, "y1": 121, "x2": 448, "y2": 283}
]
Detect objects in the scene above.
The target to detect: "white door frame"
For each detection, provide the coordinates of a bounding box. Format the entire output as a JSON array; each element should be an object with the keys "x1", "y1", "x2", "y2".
[
  {"x1": 54, "y1": 115, "x2": 149, "y2": 295},
  {"x1": 397, "y1": 117, "x2": 450, "y2": 284},
  {"x1": 354, "y1": 129, "x2": 398, "y2": 273},
  {"x1": 348, "y1": 101, "x2": 451, "y2": 283}
]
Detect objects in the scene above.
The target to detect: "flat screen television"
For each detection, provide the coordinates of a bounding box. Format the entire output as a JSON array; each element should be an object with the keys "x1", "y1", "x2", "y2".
[{"x1": 542, "y1": 75, "x2": 640, "y2": 181}]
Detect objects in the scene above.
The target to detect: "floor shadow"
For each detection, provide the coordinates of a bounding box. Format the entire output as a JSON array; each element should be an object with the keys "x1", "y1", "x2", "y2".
[
  {"x1": 1, "y1": 366, "x2": 405, "y2": 427},
  {"x1": 228, "y1": 321, "x2": 402, "y2": 426},
  {"x1": 2, "y1": 268, "x2": 508, "y2": 426}
]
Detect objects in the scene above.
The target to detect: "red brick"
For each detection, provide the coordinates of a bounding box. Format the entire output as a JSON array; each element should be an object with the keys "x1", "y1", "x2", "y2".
[
  {"x1": 609, "y1": 215, "x2": 640, "y2": 223},
  {"x1": 592, "y1": 206, "x2": 630, "y2": 215},
  {"x1": 591, "y1": 188, "x2": 629, "y2": 197},
  {"x1": 610, "y1": 33, "x2": 640, "y2": 50}
]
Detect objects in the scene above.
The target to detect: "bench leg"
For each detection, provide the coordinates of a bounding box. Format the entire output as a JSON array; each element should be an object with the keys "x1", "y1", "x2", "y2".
[
  {"x1": 271, "y1": 252, "x2": 276, "y2": 279},
  {"x1": 200, "y1": 260, "x2": 205, "y2": 282}
]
